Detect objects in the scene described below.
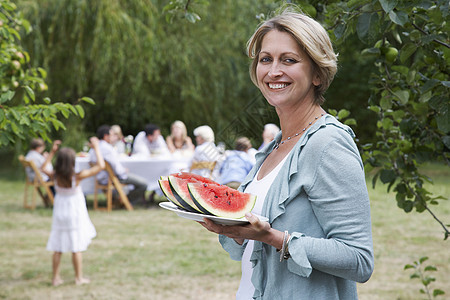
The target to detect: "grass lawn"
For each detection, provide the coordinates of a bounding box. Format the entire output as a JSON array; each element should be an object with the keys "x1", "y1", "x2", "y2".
[{"x1": 0, "y1": 158, "x2": 448, "y2": 299}]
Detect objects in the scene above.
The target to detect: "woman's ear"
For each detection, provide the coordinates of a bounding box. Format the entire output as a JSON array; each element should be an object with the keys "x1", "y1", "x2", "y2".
[{"x1": 312, "y1": 73, "x2": 321, "y2": 87}]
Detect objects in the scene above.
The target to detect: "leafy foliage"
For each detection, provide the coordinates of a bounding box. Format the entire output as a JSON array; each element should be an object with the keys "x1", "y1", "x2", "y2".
[
  {"x1": 405, "y1": 256, "x2": 446, "y2": 299},
  {"x1": 0, "y1": 0, "x2": 93, "y2": 148},
  {"x1": 319, "y1": 0, "x2": 449, "y2": 239}
]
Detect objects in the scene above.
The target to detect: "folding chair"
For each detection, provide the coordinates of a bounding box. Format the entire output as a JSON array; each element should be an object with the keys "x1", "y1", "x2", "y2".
[
  {"x1": 18, "y1": 155, "x2": 54, "y2": 209},
  {"x1": 92, "y1": 161, "x2": 133, "y2": 212},
  {"x1": 189, "y1": 161, "x2": 217, "y2": 179}
]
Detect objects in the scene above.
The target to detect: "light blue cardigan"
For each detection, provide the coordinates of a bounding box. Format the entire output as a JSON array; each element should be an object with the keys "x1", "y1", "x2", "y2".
[{"x1": 219, "y1": 115, "x2": 374, "y2": 299}]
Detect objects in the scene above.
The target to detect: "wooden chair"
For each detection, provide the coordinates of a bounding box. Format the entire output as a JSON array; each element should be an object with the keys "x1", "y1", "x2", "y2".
[
  {"x1": 92, "y1": 161, "x2": 133, "y2": 212},
  {"x1": 189, "y1": 161, "x2": 217, "y2": 179},
  {"x1": 18, "y1": 155, "x2": 54, "y2": 210}
]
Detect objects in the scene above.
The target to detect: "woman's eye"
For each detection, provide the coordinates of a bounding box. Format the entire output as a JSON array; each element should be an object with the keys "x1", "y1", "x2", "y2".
[
  {"x1": 284, "y1": 58, "x2": 298, "y2": 63},
  {"x1": 259, "y1": 56, "x2": 271, "y2": 63}
]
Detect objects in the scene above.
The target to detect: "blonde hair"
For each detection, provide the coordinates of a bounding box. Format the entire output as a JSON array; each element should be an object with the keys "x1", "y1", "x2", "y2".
[
  {"x1": 247, "y1": 6, "x2": 337, "y2": 104},
  {"x1": 110, "y1": 125, "x2": 124, "y2": 139},
  {"x1": 170, "y1": 120, "x2": 188, "y2": 141},
  {"x1": 193, "y1": 125, "x2": 215, "y2": 143}
]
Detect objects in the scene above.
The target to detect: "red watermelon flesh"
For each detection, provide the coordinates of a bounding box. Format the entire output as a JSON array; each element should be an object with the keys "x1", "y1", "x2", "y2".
[
  {"x1": 168, "y1": 175, "x2": 217, "y2": 214},
  {"x1": 170, "y1": 172, "x2": 217, "y2": 184},
  {"x1": 188, "y1": 182, "x2": 256, "y2": 219},
  {"x1": 158, "y1": 176, "x2": 185, "y2": 209}
]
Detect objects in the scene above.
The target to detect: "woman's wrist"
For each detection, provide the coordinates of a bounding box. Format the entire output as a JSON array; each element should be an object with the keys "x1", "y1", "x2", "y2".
[{"x1": 264, "y1": 228, "x2": 285, "y2": 250}]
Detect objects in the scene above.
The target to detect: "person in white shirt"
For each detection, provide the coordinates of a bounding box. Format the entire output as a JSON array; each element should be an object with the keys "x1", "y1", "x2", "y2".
[
  {"x1": 25, "y1": 138, "x2": 61, "y2": 205},
  {"x1": 190, "y1": 125, "x2": 222, "y2": 179},
  {"x1": 25, "y1": 138, "x2": 61, "y2": 181},
  {"x1": 90, "y1": 125, "x2": 148, "y2": 204},
  {"x1": 132, "y1": 124, "x2": 170, "y2": 157}
]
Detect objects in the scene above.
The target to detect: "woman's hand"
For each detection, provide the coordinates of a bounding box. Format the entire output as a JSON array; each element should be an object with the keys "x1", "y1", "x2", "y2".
[
  {"x1": 199, "y1": 212, "x2": 273, "y2": 245},
  {"x1": 88, "y1": 136, "x2": 99, "y2": 148}
]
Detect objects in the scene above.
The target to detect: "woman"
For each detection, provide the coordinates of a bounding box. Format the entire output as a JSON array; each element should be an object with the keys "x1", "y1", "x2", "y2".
[
  {"x1": 110, "y1": 124, "x2": 126, "y2": 155},
  {"x1": 166, "y1": 120, "x2": 195, "y2": 155},
  {"x1": 200, "y1": 7, "x2": 374, "y2": 299}
]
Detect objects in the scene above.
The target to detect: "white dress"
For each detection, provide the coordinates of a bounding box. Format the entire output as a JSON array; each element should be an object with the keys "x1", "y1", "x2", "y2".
[{"x1": 46, "y1": 178, "x2": 96, "y2": 253}]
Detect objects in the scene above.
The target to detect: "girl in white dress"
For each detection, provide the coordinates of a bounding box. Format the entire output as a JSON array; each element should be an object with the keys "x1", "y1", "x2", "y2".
[{"x1": 41, "y1": 137, "x2": 105, "y2": 286}]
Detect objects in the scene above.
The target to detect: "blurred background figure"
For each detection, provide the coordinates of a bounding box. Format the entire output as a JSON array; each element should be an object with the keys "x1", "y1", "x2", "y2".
[
  {"x1": 258, "y1": 123, "x2": 280, "y2": 151},
  {"x1": 25, "y1": 138, "x2": 61, "y2": 203},
  {"x1": 132, "y1": 123, "x2": 169, "y2": 157},
  {"x1": 166, "y1": 120, "x2": 195, "y2": 157},
  {"x1": 110, "y1": 125, "x2": 126, "y2": 155},
  {"x1": 92, "y1": 125, "x2": 148, "y2": 205},
  {"x1": 218, "y1": 137, "x2": 255, "y2": 189},
  {"x1": 190, "y1": 125, "x2": 221, "y2": 178}
]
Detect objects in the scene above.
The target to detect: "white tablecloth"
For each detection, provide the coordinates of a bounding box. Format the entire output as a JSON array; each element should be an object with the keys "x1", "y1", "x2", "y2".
[{"x1": 75, "y1": 155, "x2": 191, "y2": 195}]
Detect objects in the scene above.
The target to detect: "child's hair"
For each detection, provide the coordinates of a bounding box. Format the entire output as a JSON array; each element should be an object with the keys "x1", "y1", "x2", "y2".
[
  {"x1": 30, "y1": 138, "x2": 45, "y2": 150},
  {"x1": 54, "y1": 147, "x2": 76, "y2": 187}
]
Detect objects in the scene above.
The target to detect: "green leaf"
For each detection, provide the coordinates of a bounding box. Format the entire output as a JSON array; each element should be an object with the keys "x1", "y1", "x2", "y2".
[
  {"x1": 80, "y1": 97, "x2": 95, "y2": 105},
  {"x1": 388, "y1": 10, "x2": 408, "y2": 26},
  {"x1": 23, "y1": 86, "x2": 35, "y2": 102},
  {"x1": 424, "y1": 266, "x2": 437, "y2": 272},
  {"x1": 0, "y1": 91, "x2": 15, "y2": 104},
  {"x1": 419, "y1": 256, "x2": 429, "y2": 263},
  {"x1": 400, "y1": 43, "x2": 417, "y2": 63},
  {"x1": 357, "y1": 13, "x2": 379, "y2": 44},
  {"x1": 379, "y1": 0, "x2": 398, "y2": 13},
  {"x1": 380, "y1": 169, "x2": 396, "y2": 184},
  {"x1": 404, "y1": 264, "x2": 415, "y2": 270},
  {"x1": 433, "y1": 289, "x2": 445, "y2": 296},
  {"x1": 337, "y1": 109, "x2": 350, "y2": 120},
  {"x1": 75, "y1": 105, "x2": 85, "y2": 118},
  {"x1": 393, "y1": 90, "x2": 409, "y2": 105}
]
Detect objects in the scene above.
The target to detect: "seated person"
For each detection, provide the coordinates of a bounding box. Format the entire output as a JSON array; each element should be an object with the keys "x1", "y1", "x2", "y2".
[
  {"x1": 166, "y1": 120, "x2": 195, "y2": 156},
  {"x1": 110, "y1": 124, "x2": 126, "y2": 155},
  {"x1": 218, "y1": 137, "x2": 255, "y2": 189},
  {"x1": 258, "y1": 123, "x2": 280, "y2": 150},
  {"x1": 90, "y1": 125, "x2": 148, "y2": 204},
  {"x1": 132, "y1": 124, "x2": 169, "y2": 157},
  {"x1": 25, "y1": 138, "x2": 61, "y2": 182},
  {"x1": 25, "y1": 138, "x2": 61, "y2": 204},
  {"x1": 190, "y1": 125, "x2": 222, "y2": 179}
]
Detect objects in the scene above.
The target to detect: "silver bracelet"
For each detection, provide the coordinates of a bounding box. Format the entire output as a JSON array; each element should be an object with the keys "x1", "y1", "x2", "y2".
[
  {"x1": 280, "y1": 230, "x2": 289, "y2": 262},
  {"x1": 283, "y1": 234, "x2": 294, "y2": 260}
]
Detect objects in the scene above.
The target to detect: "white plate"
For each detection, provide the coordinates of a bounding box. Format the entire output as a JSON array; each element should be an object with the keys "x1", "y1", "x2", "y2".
[{"x1": 159, "y1": 202, "x2": 268, "y2": 226}]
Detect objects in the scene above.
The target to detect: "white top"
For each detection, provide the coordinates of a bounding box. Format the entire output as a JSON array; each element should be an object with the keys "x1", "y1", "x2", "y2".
[
  {"x1": 132, "y1": 131, "x2": 170, "y2": 157},
  {"x1": 25, "y1": 150, "x2": 53, "y2": 182},
  {"x1": 236, "y1": 153, "x2": 290, "y2": 300},
  {"x1": 190, "y1": 142, "x2": 222, "y2": 179},
  {"x1": 89, "y1": 140, "x2": 128, "y2": 183}
]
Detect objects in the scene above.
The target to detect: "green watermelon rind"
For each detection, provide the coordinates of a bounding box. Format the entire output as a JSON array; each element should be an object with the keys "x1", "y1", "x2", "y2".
[
  {"x1": 168, "y1": 176, "x2": 204, "y2": 213},
  {"x1": 158, "y1": 178, "x2": 185, "y2": 210},
  {"x1": 187, "y1": 183, "x2": 257, "y2": 219}
]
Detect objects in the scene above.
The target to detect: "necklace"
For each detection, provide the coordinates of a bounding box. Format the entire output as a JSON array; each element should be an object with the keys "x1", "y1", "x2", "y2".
[{"x1": 274, "y1": 113, "x2": 325, "y2": 150}]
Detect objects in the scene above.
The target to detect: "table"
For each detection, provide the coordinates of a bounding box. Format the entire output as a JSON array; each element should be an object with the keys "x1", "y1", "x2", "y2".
[{"x1": 75, "y1": 155, "x2": 191, "y2": 195}]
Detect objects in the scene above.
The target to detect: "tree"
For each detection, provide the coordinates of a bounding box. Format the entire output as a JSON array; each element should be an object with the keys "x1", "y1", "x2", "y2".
[
  {"x1": 0, "y1": 0, "x2": 93, "y2": 148},
  {"x1": 322, "y1": 0, "x2": 449, "y2": 239}
]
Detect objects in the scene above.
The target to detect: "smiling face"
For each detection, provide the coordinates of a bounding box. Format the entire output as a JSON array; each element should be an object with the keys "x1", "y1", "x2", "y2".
[{"x1": 256, "y1": 29, "x2": 320, "y2": 110}]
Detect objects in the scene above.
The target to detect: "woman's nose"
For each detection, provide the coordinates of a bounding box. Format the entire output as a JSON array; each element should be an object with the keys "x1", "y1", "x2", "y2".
[{"x1": 268, "y1": 62, "x2": 283, "y2": 77}]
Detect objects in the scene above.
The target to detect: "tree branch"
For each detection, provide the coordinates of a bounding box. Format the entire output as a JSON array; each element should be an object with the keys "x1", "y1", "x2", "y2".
[{"x1": 412, "y1": 22, "x2": 450, "y2": 48}]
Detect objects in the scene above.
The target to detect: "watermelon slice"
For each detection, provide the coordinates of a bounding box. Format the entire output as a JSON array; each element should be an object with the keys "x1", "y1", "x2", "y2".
[
  {"x1": 188, "y1": 182, "x2": 256, "y2": 219},
  {"x1": 167, "y1": 173, "x2": 218, "y2": 214},
  {"x1": 158, "y1": 176, "x2": 185, "y2": 209}
]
